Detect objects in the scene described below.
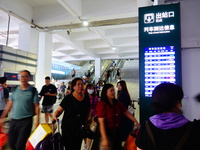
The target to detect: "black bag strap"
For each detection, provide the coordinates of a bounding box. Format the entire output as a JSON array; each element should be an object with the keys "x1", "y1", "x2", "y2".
[
  {"x1": 145, "y1": 121, "x2": 158, "y2": 150},
  {"x1": 90, "y1": 96, "x2": 95, "y2": 109},
  {"x1": 113, "y1": 102, "x2": 117, "y2": 129},
  {"x1": 146, "y1": 121, "x2": 193, "y2": 150},
  {"x1": 174, "y1": 122, "x2": 192, "y2": 150}
]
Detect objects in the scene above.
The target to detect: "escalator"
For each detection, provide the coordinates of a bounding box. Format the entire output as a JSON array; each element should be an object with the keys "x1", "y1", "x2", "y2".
[
  {"x1": 89, "y1": 60, "x2": 112, "y2": 84},
  {"x1": 89, "y1": 59, "x2": 125, "y2": 84}
]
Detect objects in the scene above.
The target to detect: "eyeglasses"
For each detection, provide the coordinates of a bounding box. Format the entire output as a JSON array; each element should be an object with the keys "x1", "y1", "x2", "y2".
[{"x1": 18, "y1": 75, "x2": 29, "y2": 79}]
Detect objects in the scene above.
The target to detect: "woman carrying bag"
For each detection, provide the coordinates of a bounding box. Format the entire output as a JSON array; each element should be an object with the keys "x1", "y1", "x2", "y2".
[
  {"x1": 96, "y1": 84, "x2": 140, "y2": 150},
  {"x1": 85, "y1": 83, "x2": 99, "y2": 150},
  {"x1": 53, "y1": 78, "x2": 90, "y2": 150}
]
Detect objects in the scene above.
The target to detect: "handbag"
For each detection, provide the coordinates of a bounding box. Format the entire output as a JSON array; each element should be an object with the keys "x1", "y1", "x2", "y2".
[
  {"x1": 124, "y1": 129, "x2": 138, "y2": 150},
  {"x1": 80, "y1": 125, "x2": 95, "y2": 139},
  {"x1": 0, "y1": 127, "x2": 8, "y2": 148},
  {"x1": 128, "y1": 105, "x2": 135, "y2": 114},
  {"x1": 71, "y1": 95, "x2": 95, "y2": 139}
]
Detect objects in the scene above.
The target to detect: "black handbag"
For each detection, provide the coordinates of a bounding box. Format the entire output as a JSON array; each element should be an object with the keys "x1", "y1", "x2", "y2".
[
  {"x1": 71, "y1": 95, "x2": 95, "y2": 139},
  {"x1": 80, "y1": 126, "x2": 95, "y2": 139}
]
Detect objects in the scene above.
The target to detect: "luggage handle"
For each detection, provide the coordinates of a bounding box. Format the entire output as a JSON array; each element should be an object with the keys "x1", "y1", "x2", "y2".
[
  {"x1": 52, "y1": 119, "x2": 60, "y2": 134},
  {"x1": 52, "y1": 119, "x2": 64, "y2": 150}
]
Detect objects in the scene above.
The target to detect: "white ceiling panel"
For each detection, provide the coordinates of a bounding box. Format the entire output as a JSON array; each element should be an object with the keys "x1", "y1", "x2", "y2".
[{"x1": 0, "y1": 0, "x2": 152, "y2": 62}]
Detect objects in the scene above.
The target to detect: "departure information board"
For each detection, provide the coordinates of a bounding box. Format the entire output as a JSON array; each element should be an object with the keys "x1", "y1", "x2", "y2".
[
  {"x1": 139, "y1": 3, "x2": 181, "y2": 123},
  {"x1": 144, "y1": 46, "x2": 176, "y2": 97}
]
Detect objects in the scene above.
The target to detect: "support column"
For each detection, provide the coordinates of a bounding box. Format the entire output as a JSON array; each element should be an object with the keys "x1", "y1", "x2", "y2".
[
  {"x1": 180, "y1": 0, "x2": 200, "y2": 121},
  {"x1": 182, "y1": 48, "x2": 200, "y2": 120},
  {"x1": 35, "y1": 32, "x2": 53, "y2": 91},
  {"x1": 18, "y1": 23, "x2": 39, "y2": 53},
  {"x1": 95, "y1": 58, "x2": 102, "y2": 84}
]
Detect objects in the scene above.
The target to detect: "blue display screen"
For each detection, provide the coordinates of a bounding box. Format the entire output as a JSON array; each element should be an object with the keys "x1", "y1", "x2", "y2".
[{"x1": 144, "y1": 46, "x2": 176, "y2": 97}]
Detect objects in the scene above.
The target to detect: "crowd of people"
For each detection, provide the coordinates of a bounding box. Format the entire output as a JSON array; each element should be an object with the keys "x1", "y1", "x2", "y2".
[
  {"x1": 0, "y1": 68, "x2": 139, "y2": 150},
  {"x1": 1, "y1": 69, "x2": 199, "y2": 150},
  {"x1": 52, "y1": 76, "x2": 139, "y2": 150}
]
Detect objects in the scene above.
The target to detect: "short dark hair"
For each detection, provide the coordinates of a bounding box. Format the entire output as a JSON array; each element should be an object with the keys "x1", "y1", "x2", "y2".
[
  {"x1": 19, "y1": 70, "x2": 31, "y2": 76},
  {"x1": 0, "y1": 77, "x2": 7, "y2": 84},
  {"x1": 45, "y1": 76, "x2": 50, "y2": 80},
  {"x1": 151, "y1": 83, "x2": 184, "y2": 114},
  {"x1": 71, "y1": 78, "x2": 83, "y2": 93}
]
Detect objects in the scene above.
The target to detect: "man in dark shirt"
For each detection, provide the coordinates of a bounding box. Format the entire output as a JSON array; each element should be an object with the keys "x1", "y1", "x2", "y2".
[{"x1": 39, "y1": 76, "x2": 57, "y2": 123}]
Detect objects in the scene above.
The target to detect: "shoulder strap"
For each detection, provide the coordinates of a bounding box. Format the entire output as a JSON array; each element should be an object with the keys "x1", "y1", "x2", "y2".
[
  {"x1": 31, "y1": 87, "x2": 37, "y2": 101},
  {"x1": 0, "y1": 87, "x2": 4, "y2": 91},
  {"x1": 31, "y1": 87, "x2": 36, "y2": 94},
  {"x1": 10, "y1": 86, "x2": 18, "y2": 100},
  {"x1": 114, "y1": 102, "x2": 118, "y2": 128},
  {"x1": 32, "y1": 87, "x2": 36, "y2": 94},
  {"x1": 145, "y1": 121, "x2": 158, "y2": 150},
  {"x1": 174, "y1": 122, "x2": 192, "y2": 150},
  {"x1": 11, "y1": 86, "x2": 18, "y2": 93},
  {"x1": 146, "y1": 121, "x2": 192, "y2": 150},
  {"x1": 90, "y1": 96, "x2": 95, "y2": 108}
]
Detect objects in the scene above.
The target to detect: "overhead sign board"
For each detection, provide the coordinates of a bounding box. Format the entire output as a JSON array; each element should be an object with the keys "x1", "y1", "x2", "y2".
[{"x1": 139, "y1": 3, "x2": 180, "y2": 42}]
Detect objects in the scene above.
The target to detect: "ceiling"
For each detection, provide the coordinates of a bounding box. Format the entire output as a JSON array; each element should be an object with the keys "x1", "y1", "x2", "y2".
[{"x1": 0, "y1": 0, "x2": 152, "y2": 62}]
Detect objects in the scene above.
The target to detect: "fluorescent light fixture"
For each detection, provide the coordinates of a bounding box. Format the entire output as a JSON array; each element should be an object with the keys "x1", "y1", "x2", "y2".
[
  {"x1": 83, "y1": 20, "x2": 89, "y2": 26},
  {"x1": 51, "y1": 70, "x2": 65, "y2": 75}
]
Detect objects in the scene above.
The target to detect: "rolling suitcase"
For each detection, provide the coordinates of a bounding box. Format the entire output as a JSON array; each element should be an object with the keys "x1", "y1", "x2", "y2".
[{"x1": 35, "y1": 120, "x2": 63, "y2": 150}]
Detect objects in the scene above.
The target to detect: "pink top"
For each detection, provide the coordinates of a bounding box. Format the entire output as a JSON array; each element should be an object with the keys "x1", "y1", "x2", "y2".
[{"x1": 89, "y1": 95, "x2": 99, "y2": 117}]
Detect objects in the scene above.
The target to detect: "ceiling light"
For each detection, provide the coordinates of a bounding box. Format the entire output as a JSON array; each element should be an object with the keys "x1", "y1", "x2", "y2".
[
  {"x1": 112, "y1": 46, "x2": 116, "y2": 50},
  {"x1": 51, "y1": 70, "x2": 65, "y2": 75},
  {"x1": 83, "y1": 21, "x2": 89, "y2": 26}
]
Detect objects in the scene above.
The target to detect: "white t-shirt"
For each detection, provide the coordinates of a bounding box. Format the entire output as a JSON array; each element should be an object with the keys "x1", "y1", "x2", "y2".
[{"x1": 55, "y1": 82, "x2": 59, "y2": 88}]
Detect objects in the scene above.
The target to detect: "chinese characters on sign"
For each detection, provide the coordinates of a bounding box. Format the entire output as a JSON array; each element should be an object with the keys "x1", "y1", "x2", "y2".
[
  {"x1": 144, "y1": 11, "x2": 175, "y2": 34},
  {"x1": 144, "y1": 25, "x2": 175, "y2": 34},
  {"x1": 155, "y1": 11, "x2": 175, "y2": 22}
]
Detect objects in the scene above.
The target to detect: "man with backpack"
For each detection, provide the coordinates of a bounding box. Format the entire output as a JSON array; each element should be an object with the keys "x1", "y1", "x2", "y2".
[
  {"x1": 0, "y1": 77, "x2": 9, "y2": 117},
  {"x1": 0, "y1": 70, "x2": 40, "y2": 150},
  {"x1": 39, "y1": 76, "x2": 57, "y2": 123}
]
